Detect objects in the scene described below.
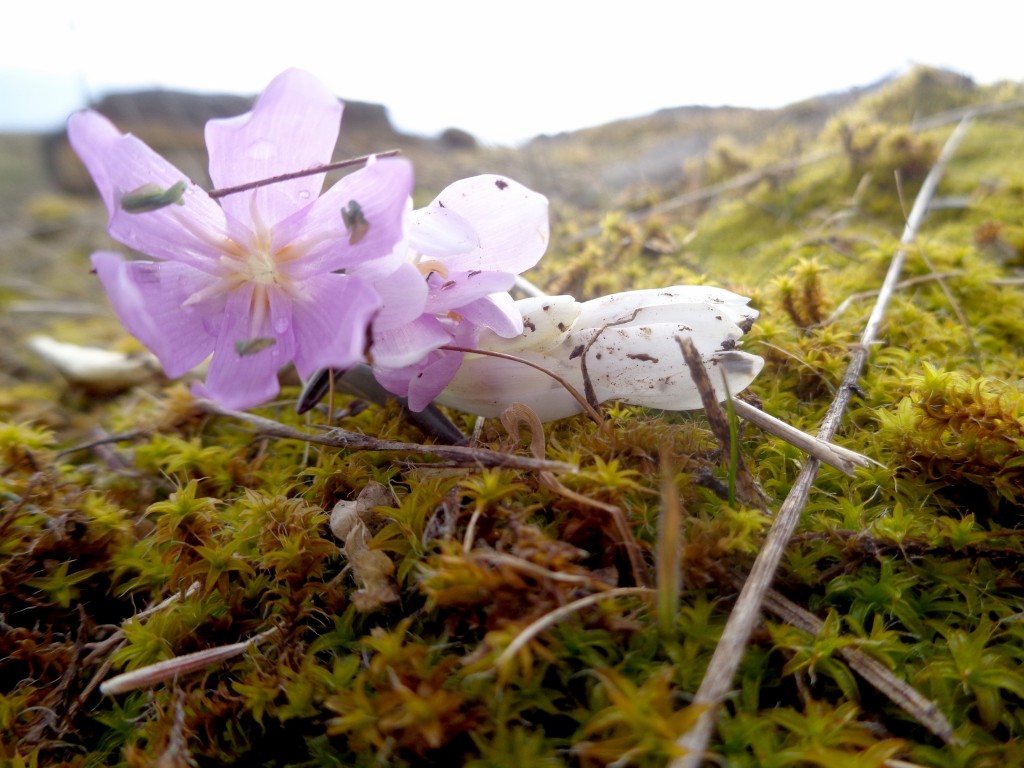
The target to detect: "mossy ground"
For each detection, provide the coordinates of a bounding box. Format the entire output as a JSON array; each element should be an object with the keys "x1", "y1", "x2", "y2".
[{"x1": 3, "y1": 69, "x2": 1024, "y2": 767}]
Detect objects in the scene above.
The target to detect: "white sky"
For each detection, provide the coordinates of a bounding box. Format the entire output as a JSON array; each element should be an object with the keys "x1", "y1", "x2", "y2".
[{"x1": 5, "y1": 1, "x2": 1021, "y2": 145}]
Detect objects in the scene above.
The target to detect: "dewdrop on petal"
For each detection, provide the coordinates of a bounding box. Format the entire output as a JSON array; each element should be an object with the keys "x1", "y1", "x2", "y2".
[{"x1": 435, "y1": 286, "x2": 764, "y2": 422}]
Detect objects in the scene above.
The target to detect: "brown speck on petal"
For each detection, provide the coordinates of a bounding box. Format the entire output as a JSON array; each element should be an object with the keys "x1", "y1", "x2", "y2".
[
  {"x1": 495, "y1": 179, "x2": 509, "y2": 190},
  {"x1": 569, "y1": 344, "x2": 585, "y2": 360},
  {"x1": 626, "y1": 353, "x2": 659, "y2": 363}
]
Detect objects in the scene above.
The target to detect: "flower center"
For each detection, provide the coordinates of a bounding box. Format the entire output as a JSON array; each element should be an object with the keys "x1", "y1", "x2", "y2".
[{"x1": 242, "y1": 238, "x2": 285, "y2": 287}]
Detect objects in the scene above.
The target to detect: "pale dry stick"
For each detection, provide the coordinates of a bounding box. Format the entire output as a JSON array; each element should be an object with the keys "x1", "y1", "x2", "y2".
[
  {"x1": 194, "y1": 399, "x2": 577, "y2": 474},
  {"x1": 824, "y1": 271, "x2": 965, "y2": 325},
  {"x1": 993, "y1": 276, "x2": 1024, "y2": 287},
  {"x1": 514, "y1": 274, "x2": 548, "y2": 298},
  {"x1": 473, "y1": 552, "x2": 601, "y2": 587},
  {"x1": 670, "y1": 115, "x2": 974, "y2": 768},
  {"x1": 100, "y1": 628, "x2": 278, "y2": 695},
  {"x1": 462, "y1": 505, "x2": 485, "y2": 551},
  {"x1": 83, "y1": 582, "x2": 202, "y2": 666},
  {"x1": 77, "y1": 584, "x2": 205, "y2": 708},
  {"x1": 729, "y1": 398, "x2": 879, "y2": 476},
  {"x1": 492, "y1": 587, "x2": 653, "y2": 673},
  {"x1": 910, "y1": 98, "x2": 1024, "y2": 133}
]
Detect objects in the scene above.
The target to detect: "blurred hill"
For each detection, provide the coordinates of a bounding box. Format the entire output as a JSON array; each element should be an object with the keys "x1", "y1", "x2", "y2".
[
  {"x1": 30, "y1": 66, "x2": 989, "y2": 215},
  {"x1": 39, "y1": 80, "x2": 863, "y2": 206}
]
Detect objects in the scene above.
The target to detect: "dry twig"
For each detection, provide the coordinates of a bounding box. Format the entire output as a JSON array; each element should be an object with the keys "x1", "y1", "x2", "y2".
[
  {"x1": 676, "y1": 336, "x2": 767, "y2": 509},
  {"x1": 670, "y1": 115, "x2": 973, "y2": 767},
  {"x1": 194, "y1": 399, "x2": 577, "y2": 474}
]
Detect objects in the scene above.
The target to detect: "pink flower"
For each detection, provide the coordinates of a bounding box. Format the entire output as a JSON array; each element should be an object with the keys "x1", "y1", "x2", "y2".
[
  {"x1": 69, "y1": 68, "x2": 412, "y2": 409},
  {"x1": 363, "y1": 175, "x2": 549, "y2": 410}
]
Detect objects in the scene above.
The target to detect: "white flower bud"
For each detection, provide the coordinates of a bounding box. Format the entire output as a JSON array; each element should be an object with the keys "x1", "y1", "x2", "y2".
[{"x1": 436, "y1": 286, "x2": 763, "y2": 422}]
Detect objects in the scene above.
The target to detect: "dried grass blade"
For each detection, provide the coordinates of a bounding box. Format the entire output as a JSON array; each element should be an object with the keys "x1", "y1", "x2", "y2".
[
  {"x1": 100, "y1": 628, "x2": 277, "y2": 695},
  {"x1": 492, "y1": 587, "x2": 653, "y2": 675}
]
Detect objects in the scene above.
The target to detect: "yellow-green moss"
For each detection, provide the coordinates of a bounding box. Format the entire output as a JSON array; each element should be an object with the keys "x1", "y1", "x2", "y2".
[{"x1": 4, "y1": 71, "x2": 1024, "y2": 767}]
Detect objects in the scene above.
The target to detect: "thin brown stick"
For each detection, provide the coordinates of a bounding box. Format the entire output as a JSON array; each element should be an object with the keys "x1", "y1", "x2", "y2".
[
  {"x1": 894, "y1": 174, "x2": 981, "y2": 369},
  {"x1": 670, "y1": 115, "x2": 973, "y2": 767},
  {"x1": 206, "y1": 150, "x2": 401, "y2": 199},
  {"x1": 194, "y1": 399, "x2": 577, "y2": 474},
  {"x1": 676, "y1": 336, "x2": 767, "y2": 510}
]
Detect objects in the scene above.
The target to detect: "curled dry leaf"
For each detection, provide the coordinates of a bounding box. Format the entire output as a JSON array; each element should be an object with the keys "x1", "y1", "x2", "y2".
[
  {"x1": 334, "y1": 482, "x2": 400, "y2": 611},
  {"x1": 330, "y1": 481, "x2": 395, "y2": 540}
]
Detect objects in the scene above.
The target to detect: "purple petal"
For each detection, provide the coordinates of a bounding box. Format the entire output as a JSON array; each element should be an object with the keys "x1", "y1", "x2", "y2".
[
  {"x1": 407, "y1": 206, "x2": 479, "y2": 258},
  {"x1": 375, "y1": 347, "x2": 465, "y2": 412},
  {"x1": 289, "y1": 273, "x2": 381, "y2": 379},
  {"x1": 371, "y1": 315, "x2": 451, "y2": 370},
  {"x1": 282, "y1": 157, "x2": 415, "y2": 279},
  {"x1": 205, "y1": 68, "x2": 342, "y2": 228},
  {"x1": 91, "y1": 251, "x2": 217, "y2": 377},
  {"x1": 372, "y1": 365, "x2": 413, "y2": 399},
  {"x1": 379, "y1": 321, "x2": 479, "y2": 411},
  {"x1": 423, "y1": 270, "x2": 514, "y2": 314},
  {"x1": 371, "y1": 262, "x2": 428, "y2": 333},
  {"x1": 405, "y1": 350, "x2": 466, "y2": 411},
  {"x1": 68, "y1": 111, "x2": 230, "y2": 272},
  {"x1": 428, "y1": 175, "x2": 549, "y2": 274},
  {"x1": 195, "y1": 283, "x2": 297, "y2": 409},
  {"x1": 456, "y1": 292, "x2": 524, "y2": 338}
]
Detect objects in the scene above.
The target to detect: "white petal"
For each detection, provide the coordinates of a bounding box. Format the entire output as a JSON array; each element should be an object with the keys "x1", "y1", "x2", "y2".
[
  {"x1": 407, "y1": 206, "x2": 479, "y2": 258},
  {"x1": 476, "y1": 295, "x2": 581, "y2": 354}
]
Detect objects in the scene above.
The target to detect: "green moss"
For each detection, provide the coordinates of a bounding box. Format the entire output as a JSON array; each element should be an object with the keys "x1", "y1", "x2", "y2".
[{"x1": 5, "y1": 70, "x2": 1024, "y2": 766}]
